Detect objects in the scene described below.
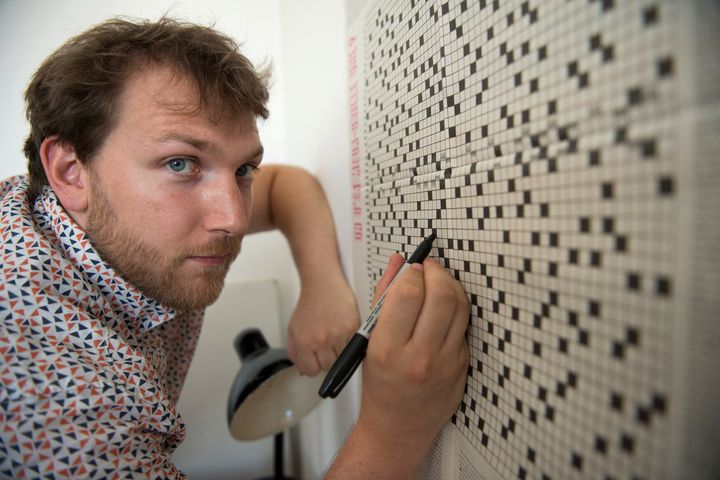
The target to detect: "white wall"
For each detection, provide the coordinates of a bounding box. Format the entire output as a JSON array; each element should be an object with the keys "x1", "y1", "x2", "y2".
[
  {"x1": 0, "y1": 1, "x2": 355, "y2": 478},
  {"x1": 278, "y1": 3, "x2": 358, "y2": 478}
]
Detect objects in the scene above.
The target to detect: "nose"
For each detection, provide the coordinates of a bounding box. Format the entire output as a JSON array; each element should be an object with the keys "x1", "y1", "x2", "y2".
[{"x1": 201, "y1": 175, "x2": 251, "y2": 236}]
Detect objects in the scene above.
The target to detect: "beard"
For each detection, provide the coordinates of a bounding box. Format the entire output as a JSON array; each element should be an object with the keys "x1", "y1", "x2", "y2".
[{"x1": 84, "y1": 184, "x2": 241, "y2": 312}]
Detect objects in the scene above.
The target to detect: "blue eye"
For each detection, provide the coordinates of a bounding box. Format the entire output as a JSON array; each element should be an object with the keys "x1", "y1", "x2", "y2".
[{"x1": 167, "y1": 158, "x2": 194, "y2": 173}]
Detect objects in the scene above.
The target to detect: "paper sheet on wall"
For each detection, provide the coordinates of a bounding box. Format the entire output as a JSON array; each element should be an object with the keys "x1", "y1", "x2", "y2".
[{"x1": 347, "y1": 0, "x2": 719, "y2": 478}]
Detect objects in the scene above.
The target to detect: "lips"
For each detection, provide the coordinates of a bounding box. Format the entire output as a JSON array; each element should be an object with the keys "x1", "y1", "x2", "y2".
[
  {"x1": 185, "y1": 237, "x2": 241, "y2": 267},
  {"x1": 187, "y1": 254, "x2": 230, "y2": 266}
]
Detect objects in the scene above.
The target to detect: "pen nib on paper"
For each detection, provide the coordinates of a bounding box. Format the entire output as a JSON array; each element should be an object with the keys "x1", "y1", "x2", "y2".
[{"x1": 408, "y1": 232, "x2": 436, "y2": 264}]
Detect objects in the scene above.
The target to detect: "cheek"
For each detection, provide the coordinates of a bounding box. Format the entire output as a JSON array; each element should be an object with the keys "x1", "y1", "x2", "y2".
[{"x1": 117, "y1": 188, "x2": 201, "y2": 246}]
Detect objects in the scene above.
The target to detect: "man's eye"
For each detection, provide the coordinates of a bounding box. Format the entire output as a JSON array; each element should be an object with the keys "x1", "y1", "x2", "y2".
[
  {"x1": 236, "y1": 164, "x2": 257, "y2": 178},
  {"x1": 167, "y1": 158, "x2": 195, "y2": 173}
]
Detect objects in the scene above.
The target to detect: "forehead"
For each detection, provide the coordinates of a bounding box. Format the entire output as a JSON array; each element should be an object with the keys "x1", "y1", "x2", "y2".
[
  {"x1": 116, "y1": 65, "x2": 257, "y2": 134},
  {"x1": 122, "y1": 65, "x2": 198, "y2": 114}
]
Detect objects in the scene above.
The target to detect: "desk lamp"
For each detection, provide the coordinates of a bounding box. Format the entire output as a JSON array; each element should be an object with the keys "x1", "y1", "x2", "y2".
[{"x1": 227, "y1": 328, "x2": 324, "y2": 480}]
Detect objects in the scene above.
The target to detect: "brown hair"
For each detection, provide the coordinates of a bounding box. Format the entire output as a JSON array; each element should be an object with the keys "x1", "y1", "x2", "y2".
[{"x1": 23, "y1": 16, "x2": 270, "y2": 198}]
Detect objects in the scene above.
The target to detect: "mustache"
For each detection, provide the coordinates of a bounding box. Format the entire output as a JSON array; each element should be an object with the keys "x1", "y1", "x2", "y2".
[{"x1": 184, "y1": 236, "x2": 242, "y2": 258}]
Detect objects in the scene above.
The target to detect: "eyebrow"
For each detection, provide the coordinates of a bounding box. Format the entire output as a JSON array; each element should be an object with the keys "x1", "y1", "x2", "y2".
[
  {"x1": 157, "y1": 133, "x2": 265, "y2": 161},
  {"x1": 247, "y1": 145, "x2": 265, "y2": 163},
  {"x1": 157, "y1": 133, "x2": 217, "y2": 153}
]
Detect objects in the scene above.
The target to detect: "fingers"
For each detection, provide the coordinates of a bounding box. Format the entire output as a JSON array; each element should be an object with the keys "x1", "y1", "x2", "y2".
[
  {"x1": 316, "y1": 348, "x2": 337, "y2": 372},
  {"x1": 398, "y1": 258, "x2": 469, "y2": 358},
  {"x1": 445, "y1": 287, "x2": 471, "y2": 353},
  {"x1": 290, "y1": 325, "x2": 353, "y2": 375},
  {"x1": 372, "y1": 262, "x2": 425, "y2": 346},
  {"x1": 409, "y1": 259, "x2": 460, "y2": 350},
  {"x1": 297, "y1": 354, "x2": 321, "y2": 376},
  {"x1": 355, "y1": 252, "x2": 470, "y2": 462},
  {"x1": 286, "y1": 273, "x2": 360, "y2": 377},
  {"x1": 289, "y1": 337, "x2": 322, "y2": 376}
]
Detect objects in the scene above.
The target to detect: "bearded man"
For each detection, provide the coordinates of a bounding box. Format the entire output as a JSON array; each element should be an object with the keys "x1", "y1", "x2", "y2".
[{"x1": 0, "y1": 17, "x2": 469, "y2": 479}]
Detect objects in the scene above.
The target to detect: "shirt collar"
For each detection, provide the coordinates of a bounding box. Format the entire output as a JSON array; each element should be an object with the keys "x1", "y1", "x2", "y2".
[{"x1": 32, "y1": 182, "x2": 177, "y2": 330}]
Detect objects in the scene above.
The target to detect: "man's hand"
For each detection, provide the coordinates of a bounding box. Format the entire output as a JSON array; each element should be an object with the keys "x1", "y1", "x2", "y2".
[
  {"x1": 361, "y1": 254, "x2": 469, "y2": 439},
  {"x1": 326, "y1": 253, "x2": 470, "y2": 479},
  {"x1": 287, "y1": 273, "x2": 360, "y2": 375}
]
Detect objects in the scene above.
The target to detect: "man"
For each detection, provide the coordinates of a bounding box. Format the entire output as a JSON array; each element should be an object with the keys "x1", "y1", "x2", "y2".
[{"x1": 0, "y1": 17, "x2": 469, "y2": 478}]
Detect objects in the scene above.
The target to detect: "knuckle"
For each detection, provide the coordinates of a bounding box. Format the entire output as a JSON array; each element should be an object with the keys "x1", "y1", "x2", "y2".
[
  {"x1": 315, "y1": 331, "x2": 329, "y2": 347},
  {"x1": 326, "y1": 327, "x2": 342, "y2": 343},
  {"x1": 369, "y1": 344, "x2": 394, "y2": 368},
  {"x1": 429, "y1": 282, "x2": 457, "y2": 307},
  {"x1": 407, "y1": 355, "x2": 433, "y2": 384},
  {"x1": 345, "y1": 321, "x2": 360, "y2": 334},
  {"x1": 295, "y1": 333, "x2": 309, "y2": 346},
  {"x1": 388, "y1": 280, "x2": 423, "y2": 304},
  {"x1": 342, "y1": 317, "x2": 359, "y2": 331}
]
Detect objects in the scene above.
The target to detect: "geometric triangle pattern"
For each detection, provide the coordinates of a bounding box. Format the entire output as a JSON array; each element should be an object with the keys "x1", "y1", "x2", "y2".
[{"x1": 1, "y1": 176, "x2": 204, "y2": 478}]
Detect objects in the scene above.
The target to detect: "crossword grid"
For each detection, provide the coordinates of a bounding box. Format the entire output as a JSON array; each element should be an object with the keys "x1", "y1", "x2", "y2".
[{"x1": 359, "y1": 0, "x2": 680, "y2": 478}]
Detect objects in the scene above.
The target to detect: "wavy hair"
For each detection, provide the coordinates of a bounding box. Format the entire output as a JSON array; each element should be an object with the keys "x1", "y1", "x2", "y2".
[{"x1": 23, "y1": 16, "x2": 270, "y2": 198}]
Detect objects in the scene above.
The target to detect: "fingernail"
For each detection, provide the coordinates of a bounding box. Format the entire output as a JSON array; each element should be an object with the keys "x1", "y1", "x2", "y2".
[{"x1": 411, "y1": 262, "x2": 424, "y2": 271}]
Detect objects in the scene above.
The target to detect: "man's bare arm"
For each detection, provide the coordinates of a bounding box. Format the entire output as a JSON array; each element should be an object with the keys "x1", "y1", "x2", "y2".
[{"x1": 249, "y1": 164, "x2": 359, "y2": 375}]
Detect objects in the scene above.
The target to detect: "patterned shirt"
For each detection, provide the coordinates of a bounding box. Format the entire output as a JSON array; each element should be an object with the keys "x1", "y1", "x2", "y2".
[{"x1": 0, "y1": 176, "x2": 203, "y2": 479}]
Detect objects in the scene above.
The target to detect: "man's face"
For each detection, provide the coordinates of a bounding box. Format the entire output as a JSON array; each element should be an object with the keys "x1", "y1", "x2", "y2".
[{"x1": 83, "y1": 65, "x2": 263, "y2": 311}]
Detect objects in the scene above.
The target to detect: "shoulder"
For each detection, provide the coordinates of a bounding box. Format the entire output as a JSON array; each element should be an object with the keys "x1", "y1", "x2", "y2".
[
  {"x1": 1, "y1": 176, "x2": 55, "y2": 288},
  {"x1": 0, "y1": 174, "x2": 26, "y2": 200}
]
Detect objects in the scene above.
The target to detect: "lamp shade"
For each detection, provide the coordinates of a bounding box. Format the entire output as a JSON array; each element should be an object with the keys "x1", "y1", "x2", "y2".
[{"x1": 227, "y1": 328, "x2": 324, "y2": 441}]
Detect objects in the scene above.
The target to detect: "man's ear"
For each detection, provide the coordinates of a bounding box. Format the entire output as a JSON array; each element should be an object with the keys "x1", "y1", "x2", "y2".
[{"x1": 40, "y1": 136, "x2": 90, "y2": 217}]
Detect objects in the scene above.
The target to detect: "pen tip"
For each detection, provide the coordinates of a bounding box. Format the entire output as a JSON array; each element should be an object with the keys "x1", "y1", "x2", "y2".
[{"x1": 427, "y1": 232, "x2": 436, "y2": 242}]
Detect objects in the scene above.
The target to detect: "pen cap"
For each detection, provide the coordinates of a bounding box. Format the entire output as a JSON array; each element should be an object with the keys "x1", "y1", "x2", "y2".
[{"x1": 227, "y1": 328, "x2": 323, "y2": 441}]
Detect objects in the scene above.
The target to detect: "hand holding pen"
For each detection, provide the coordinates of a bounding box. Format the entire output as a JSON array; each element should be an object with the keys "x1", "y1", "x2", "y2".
[
  {"x1": 319, "y1": 233, "x2": 437, "y2": 398},
  {"x1": 322, "y1": 235, "x2": 471, "y2": 477}
]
